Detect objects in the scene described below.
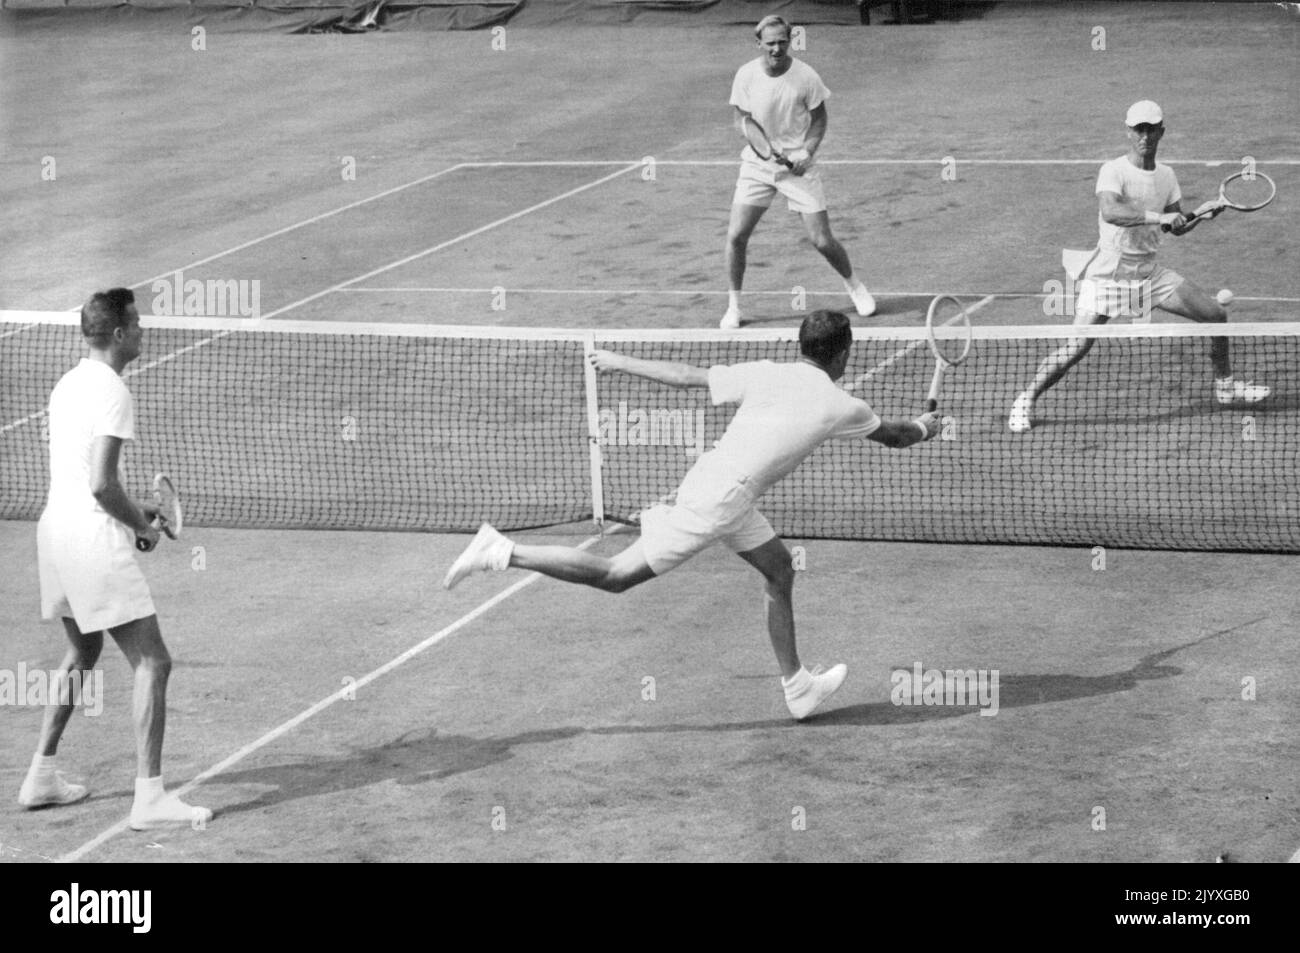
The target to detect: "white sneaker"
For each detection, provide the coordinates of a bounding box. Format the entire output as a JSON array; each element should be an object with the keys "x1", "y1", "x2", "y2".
[
  {"x1": 784, "y1": 663, "x2": 848, "y2": 720},
  {"x1": 130, "y1": 791, "x2": 213, "y2": 831},
  {"x1": 719, "y1": 305, "x2": 742, "y2": 330},
  {"x1": 18, "y1": 770, "x2": 89, "y2": 809},
  {"x1": 1215, "y1": 378, "x2": 1270, "y2": 405},
  {"x1": 849, "y1": 283, "x2": 877, "y2": 318},
  {"x1": 1008, "y1": 391, "x2": 1035, "y2": 433},
  {"x1": 443, "y1": 523, "x2": 514, "y2": 590}
]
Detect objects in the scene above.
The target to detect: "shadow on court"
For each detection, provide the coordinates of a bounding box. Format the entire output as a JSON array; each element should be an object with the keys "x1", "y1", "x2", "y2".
[{"x1": 208, "y1": 621, "x2": 1260, "y2": 821}]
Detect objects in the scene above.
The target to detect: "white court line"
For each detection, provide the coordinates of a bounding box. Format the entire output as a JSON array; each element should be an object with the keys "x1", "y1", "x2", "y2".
[
  {"x1": 121, "y1": 164, "x2": 467, "y2": 298},
  {"x1": 58, "y1": 533, "x2": 605, "y2": 863},
  {"x1": 340, "y1": 287, "x2": 1300, "y2": 304},
  {"x1": 256, "y1": 164, "x2": 642, "y2": 322},
  {"x1": 1, "y1": 166, "x2": 643, "y2": 436},
  {"x1": 845, "y1": 295, "x2": 995, "y2": 393}
]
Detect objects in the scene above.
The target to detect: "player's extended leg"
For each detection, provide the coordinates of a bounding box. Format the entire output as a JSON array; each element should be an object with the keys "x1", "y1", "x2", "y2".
[
  {"x1": 443, "y1": 523, "x2": 657, "y2": 593},
  {"x1": 18, "y1": 620, "x2": 101, "y2": 808},
  {"x1": 110, "y1": 614, "x2": 213, "y2": 829},
  {"x1": 510, "y1": 537, "x2": 657, "y2": 594},
  {"x1": 736, "y1": 536, "x2": 846, "y2": 720},
  {"x1": 723, "y1": 202, "x2": 768, "y2": 328},
  {"x1": 799, "y1": 210, "x2": 875, "y2": 317},
  {"x1": 1009, "y1": 311, "x2": 1106, "y2": 433},
  {"x1": 1157, "y1": 279, "x2": 1269, "y2": 404}
]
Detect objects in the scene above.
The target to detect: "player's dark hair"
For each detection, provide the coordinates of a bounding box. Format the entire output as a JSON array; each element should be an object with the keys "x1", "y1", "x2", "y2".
[
  {"x1": 754, "y1": 15, "x2": 792, "y2": 39},
  {"x1": 799, "y1": 310, "x2": 853, "y2": 367},
  {"x1": 81, "y1": 288, "x2": 136, "y2": 343}
]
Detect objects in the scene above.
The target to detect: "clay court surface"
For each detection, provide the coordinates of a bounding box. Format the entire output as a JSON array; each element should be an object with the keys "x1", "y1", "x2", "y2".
[{"x1": 1, "y1": 2, "x2": 1298, "y2": 862}]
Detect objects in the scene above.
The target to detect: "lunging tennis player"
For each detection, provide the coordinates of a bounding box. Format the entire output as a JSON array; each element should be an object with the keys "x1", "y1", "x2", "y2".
[
  {"x1": 445, "y1": 310, "x2": 938, "y2": 720},
  {"x1": 1009, "y1": 101, "x2": 1268, "y2": 433},
  {"x1": 721, "y1": 15, "x2": 876, "y2": 329},
  {"x1": 21, "y1": 289, "x2": 212, "y2": 830}
]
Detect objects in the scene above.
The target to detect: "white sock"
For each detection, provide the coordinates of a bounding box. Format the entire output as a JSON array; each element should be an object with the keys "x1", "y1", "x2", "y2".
[
  {"x1": 134, "y1": 775, "x2": 166, "y2": 803},
  {"x1": 843, "y1": 274, "x2": 863, "y2": 293},
  {"x1": 727, "y1": 290, "x2": 741, "y2": 309},
  {"x1": 490, "y1": 537, "x2": 514, "y2": 571},
  {"x1": 782, "y1": 667, "x2": 811, "y2": 696},
  {"x1": 29, "y1": 753, "x2": 56, "y2": 779}
]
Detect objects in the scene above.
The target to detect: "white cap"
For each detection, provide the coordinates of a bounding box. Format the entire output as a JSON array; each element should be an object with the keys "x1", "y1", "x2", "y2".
[{"x1": 1125, "y1": 100, "x2": 1163, "y2": 127}]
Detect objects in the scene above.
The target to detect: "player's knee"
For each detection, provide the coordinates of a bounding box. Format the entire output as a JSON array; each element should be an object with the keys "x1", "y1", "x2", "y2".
[
  {"x1": 71, "y1": 647, "x2": 102, "y2": 670},
  {"x1": 810, "y1": 234, "x2": 837, "y2": 256},
  {"x1": 726, "y1": 230, "x2": 750, "y2": 250},
  {"x1": 763, "y1": 559, "x2": 796, "y2": 594},
  {"x1": 141, "y1": 649, "x2": 172, "y2": 681}
]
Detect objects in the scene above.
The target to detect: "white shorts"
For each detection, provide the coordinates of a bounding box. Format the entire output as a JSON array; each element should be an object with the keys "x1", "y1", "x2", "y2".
[
  {"x1": 38, "y1": 510, "x2": 156, "y2": 632},
  {"x1": 732, "y1": 157, "x2": 827, "y2": 215},
  {"x1": 639, "y1": 471, "x2": 776, "y2": 576},
  {"x1": 1077, "y1": 253, "x2": 1184, "y2": 321}
]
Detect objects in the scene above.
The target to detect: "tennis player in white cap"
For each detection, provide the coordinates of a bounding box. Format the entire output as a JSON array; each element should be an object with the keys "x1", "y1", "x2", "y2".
[
  {"x1": 1009, "y1": 100, "x2": 1268, "y2": 432},
  {"x1": 445, "y1": 310, "x2": 939, "y2": 721}
]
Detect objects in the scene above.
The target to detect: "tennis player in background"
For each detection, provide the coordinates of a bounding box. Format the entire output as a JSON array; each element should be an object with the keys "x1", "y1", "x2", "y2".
[
  {"x1": 445, "y1": 310, "x2": 938, "y2": 720},
  {"x1": 721, "y1": 15, "x2": 876, "y2": 329},
  {"x1": 20, "y1": 288, "x2": 212, "y2": 831},
  {"x1": 1008, "y1": 101, "x2": 1269, "y2": 432}
]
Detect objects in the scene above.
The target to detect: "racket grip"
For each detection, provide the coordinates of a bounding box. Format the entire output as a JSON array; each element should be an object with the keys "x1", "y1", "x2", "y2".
[
  {"x1": 136, "y1": 536, "x2": 149, "y2": 552},
  {"x1": 926, "y1": 362, "x2": 945, "y2": 411}
]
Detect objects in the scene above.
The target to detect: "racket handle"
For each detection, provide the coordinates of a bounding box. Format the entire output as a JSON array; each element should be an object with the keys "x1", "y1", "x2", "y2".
[{"x1": 926, "y1": 362, "x2": 945, "y2": 411}]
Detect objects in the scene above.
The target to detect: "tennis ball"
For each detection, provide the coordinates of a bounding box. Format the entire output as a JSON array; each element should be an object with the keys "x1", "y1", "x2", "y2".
[{"x1": 1216, "y1": 289, "x2": 1234, "y2": 306}]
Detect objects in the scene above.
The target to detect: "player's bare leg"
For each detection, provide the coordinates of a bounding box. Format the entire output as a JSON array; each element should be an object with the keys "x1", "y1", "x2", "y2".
[
  {"x1": 737, "y1": 536, "x2": 845, "y2": 720},
  {"x1": 723, "y1": 202, "x2": 768, "y2": 328},
  {"x1": 1158, "y1": 279, "x2": 1267, "y2": 402},
  {"x1": 18, "y1": 621, "x2": 101, "y2": 808},
  {"x1": 111, "y1": 615, "x2": 212, "y2": 829},
  {"x1": 800, "y1": 210, "x2": 875, "y2": 317},
  {"x1": 1009, "y1": 311, "x2": 1107, "y2": 433},
  {"x1": 510, "y1": 538, "x2": 657, "y2": 594}
]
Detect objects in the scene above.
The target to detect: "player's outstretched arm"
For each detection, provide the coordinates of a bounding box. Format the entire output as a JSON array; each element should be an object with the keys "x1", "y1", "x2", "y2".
[
  {"x1": 1099, "y1": 191, "x2": 1183, "y2": 230},
  {"x1": 867, "y1": 412, "x2": 941, "y2": 449},
  {"x1": 589, "y1": 349, "x2": 710, "y2": 388}
]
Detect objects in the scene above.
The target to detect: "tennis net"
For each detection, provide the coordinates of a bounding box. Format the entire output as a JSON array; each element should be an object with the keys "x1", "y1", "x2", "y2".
[{"x1": 2, "y1": 309, "x2": 1297, "y2": 552}]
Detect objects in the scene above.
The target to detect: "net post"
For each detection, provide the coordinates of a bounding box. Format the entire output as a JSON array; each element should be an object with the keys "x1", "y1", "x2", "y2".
[{"x1": 582, "y1": 333, "x2": 606, "y2": 530}]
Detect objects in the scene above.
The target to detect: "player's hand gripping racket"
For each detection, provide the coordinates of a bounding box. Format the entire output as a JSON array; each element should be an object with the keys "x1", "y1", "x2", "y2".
[
  {"x1": 136, "y1": 473, "x2": 182, "y2": 551},
  {"x1": 1163, "y1": 170, "x2": 1276, "y2": 232},
  {"x1": 924, "y1": 295, "x2": 974, "y2": 412},
  {"x1": 741, "y1": 116, "x2": 794, "y2": 170}
]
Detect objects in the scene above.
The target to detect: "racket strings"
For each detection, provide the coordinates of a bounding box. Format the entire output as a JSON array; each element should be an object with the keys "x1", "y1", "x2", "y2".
[{"x1": 1223, "y1": 173, "x2": 1275, "y2": 210}]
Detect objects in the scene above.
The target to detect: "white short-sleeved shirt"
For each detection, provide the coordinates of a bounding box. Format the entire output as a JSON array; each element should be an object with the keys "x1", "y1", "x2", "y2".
[
  {"x1": 681, "y1": 360, "x2": 880, "y2": 500},
  {"x1": 729, "y1": 58, "x2": 830, "y2": 158},
  {"x1": 45, "y1": 358, "x2": 135, "y2": 518},
  {"x1": 1095, "y1": 156, "x2": 1181, "y2": 257}
]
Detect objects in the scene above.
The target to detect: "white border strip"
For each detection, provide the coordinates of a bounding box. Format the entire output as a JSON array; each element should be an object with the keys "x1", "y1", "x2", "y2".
[{"x1": 4, "y1": 310, "x2": 1297, "y2": 341}]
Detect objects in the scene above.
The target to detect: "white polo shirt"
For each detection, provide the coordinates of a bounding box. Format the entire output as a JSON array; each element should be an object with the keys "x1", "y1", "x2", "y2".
[
  {"x1": 45, "y1": 358, "x2": 135, "y2": 519},
  {"x1": 681, "y1": 360, "x2": 881, "y2": 500},
  {"x1": 1096, "y1": 156, "x2": 1181, "y2": 257},
  {"x1": 729, "y1": 58, "x2": 830, "y2": 158}
]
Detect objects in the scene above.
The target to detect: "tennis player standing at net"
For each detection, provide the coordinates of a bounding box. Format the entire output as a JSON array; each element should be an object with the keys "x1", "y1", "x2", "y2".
[
  {"x1": 1009, "y1": 101, "x2": 1269, "y2": 432},
  {"x1": 720, "y1": 15, "x2": 876, "y2": 329},
  {"x1": 20, "y1": 289, "x2": 212, "y2": 830},
  {"x1": 445, "y1": 310, "x2": 938, "y2": 720}
]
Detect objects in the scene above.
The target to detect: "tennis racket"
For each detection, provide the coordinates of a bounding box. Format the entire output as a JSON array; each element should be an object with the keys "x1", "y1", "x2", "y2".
[
  {"x1": 924, "y1": 295, "x2": 974, "y2": 412},
  {"x1": 1163, "y1": 170, "x2": 1276, "y2": 232},
  {"x1": 741, "y1": 116, "x2": 793, "y2": 170},
  {"x1": 136, "y1": 473, "x2": 182, "y2": 551}
]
